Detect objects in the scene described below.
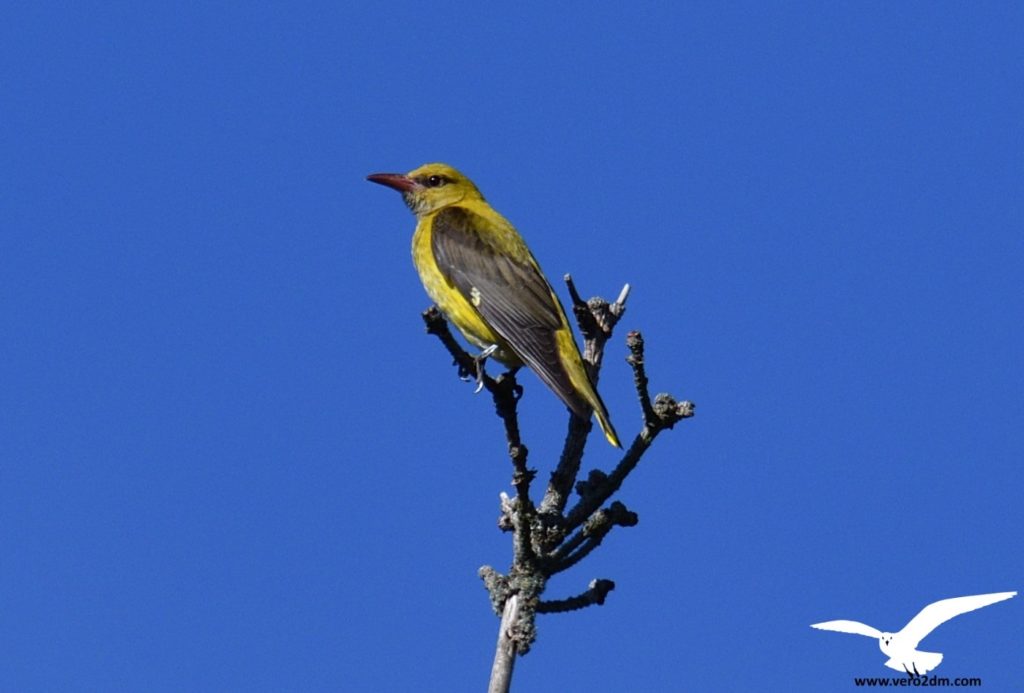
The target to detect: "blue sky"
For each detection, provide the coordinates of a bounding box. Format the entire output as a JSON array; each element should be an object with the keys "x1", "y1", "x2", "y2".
[{"x1": 3, "y1": 2, "x2": 1022, "y2": 691}]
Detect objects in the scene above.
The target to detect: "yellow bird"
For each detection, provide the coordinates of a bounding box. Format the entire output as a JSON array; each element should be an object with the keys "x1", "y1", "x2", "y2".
[{"x1": 368, "y1": 163, "x2": 621, "y2": 448}]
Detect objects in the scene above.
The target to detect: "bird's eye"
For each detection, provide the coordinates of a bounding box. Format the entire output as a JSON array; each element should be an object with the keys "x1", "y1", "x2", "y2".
[{"x1": 426, "y1": 175, "x2": 446, "y2": 187}]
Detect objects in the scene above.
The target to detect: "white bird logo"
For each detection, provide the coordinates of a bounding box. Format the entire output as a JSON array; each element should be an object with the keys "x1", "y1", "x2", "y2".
[{"x1": 811, "y1": 591, "x2": 1016, "y2": 676}]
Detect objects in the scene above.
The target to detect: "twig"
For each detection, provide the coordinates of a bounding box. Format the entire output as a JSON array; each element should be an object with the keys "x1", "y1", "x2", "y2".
[
  {"x1": 537, "y1": 415, "x2": 590, "y2": 523},
  {"x1": 564, "y1": 275, "x2": 630, "y2": 379},
  {"x1": 548, "y1": 501, "x2": 638, "y2": 574},
  {"x1": 538, "y1": 279, "x2": 630, "y2": 519},
  {"x1": 625, "y1": 330, "x2": 657, "y2": 427},
  {"x1": 537, "y1": 579, "x2": 616, "y2": 614},
  {"x1": 564, "y1": 330, "x2": 693, "y2": 532},
  {"x1": 422, "y1": 306, "x2": 483, "y2": 383},
  {"x1": 423, "y1": 306, "x2": 537, "y2": 513}
]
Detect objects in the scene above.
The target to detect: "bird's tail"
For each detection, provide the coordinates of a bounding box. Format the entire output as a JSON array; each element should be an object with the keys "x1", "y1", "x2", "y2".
[
  {"x1": 885, "y1": 651, "x2": 942, "y2": 676},
  {"x1": 553, "y1": 330, "x2": 621, "y2": 448},
  {"x1": 566, "y1": 385, "x2": 620, "y2": 448},
  {"x1": 915, "y1": 651, "x2": 943, "y2": 675},
  {"x1": 592, "y1": 396, "x2": 621, "y2": 448}
]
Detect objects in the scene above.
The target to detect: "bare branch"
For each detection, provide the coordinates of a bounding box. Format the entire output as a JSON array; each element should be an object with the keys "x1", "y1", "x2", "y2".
[
  {"x1": 625, "y1": 330, "x2": 657, "y2": 427},
  {"x1": 422, "y1": 306, "x2": 480, "y2": 383},
  {"x1": 564, "y1": 273, "x2": 587, "y2": 308},
  {"x1": 564, "y1": 331, "x2": 694, "y2": 531},
  {"x1": 537, "y1": 415, "x2": 590, "y2": 522},
  {"x1": 424, "y1": 306, "x2": 538, "y2": 565},
  {"x1": 539, "y1": 278, "x2": 628, "y2": 520},
  {"x1": 423, "y1": 288, "x2": 694, "y2": 691},
  {"x1": 549, "y1": 501, "x2": 638, "y2": 574},
  {"x1": 488, "y1": 594, "x2": 520, "y2": 693},
  {"x1": 537, "y1": 579, "x2": 616, "y2": 614}
]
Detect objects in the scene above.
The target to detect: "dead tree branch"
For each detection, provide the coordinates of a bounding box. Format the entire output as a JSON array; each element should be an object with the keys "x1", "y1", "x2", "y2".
[{"x1": 421, "y1": 278, "x2": 695, "y2": 692}]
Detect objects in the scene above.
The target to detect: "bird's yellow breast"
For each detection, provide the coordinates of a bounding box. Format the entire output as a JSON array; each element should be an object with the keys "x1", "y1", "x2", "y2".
[{"x1": 412, "y1": 212, "x2": 521, "y2": 365}]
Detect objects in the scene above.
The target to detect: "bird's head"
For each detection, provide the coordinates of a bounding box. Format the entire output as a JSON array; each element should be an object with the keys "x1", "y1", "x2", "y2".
[{"x1": 367, "y1": 163, "x2": 482, "y2": 216}]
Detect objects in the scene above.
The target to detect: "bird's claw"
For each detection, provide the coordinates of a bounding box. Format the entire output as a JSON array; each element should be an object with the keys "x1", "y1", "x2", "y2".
[{"x1": 473, "y1": 344, "x2": 499, "y2": 393}]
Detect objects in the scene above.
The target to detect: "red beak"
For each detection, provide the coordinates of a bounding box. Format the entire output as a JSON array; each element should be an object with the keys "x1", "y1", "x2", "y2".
[{"x1": 367, "y1": 173, "x2": 417, "y2": 193}]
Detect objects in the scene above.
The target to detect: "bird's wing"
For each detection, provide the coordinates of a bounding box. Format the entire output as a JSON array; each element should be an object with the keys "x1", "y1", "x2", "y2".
[
  {"x1": 810, "y1": 620, "x2": 882, "y2": 638},
  {"x1": 898, "y1": 591, "x2": 1016, "y2": 648},
  {"x1": 430, "y1": 206, "x2": 589, "y2": 418}
]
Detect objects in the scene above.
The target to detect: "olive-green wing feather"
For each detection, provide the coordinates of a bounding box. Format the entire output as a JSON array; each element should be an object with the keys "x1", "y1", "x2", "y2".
[{"x1": 431, "y1": 206, "x2": 591, "y2": 419}]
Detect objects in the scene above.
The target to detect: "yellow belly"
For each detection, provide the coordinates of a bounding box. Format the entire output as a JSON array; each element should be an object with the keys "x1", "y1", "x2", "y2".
[{"x1": 412, "y1": 218, "x2": 522, "y2": 366}]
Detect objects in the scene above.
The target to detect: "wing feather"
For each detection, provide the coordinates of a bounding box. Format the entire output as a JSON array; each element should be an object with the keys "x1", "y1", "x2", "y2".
[
  {"x1": 810, "y1": 620, "x2": 882, "y2": 638},
  {"x1": 431, "y1": 206, "x2": 589, "y2": 418},
  {"x1": 899, "y1": 591, "x2": 1016, "y2": 648}
]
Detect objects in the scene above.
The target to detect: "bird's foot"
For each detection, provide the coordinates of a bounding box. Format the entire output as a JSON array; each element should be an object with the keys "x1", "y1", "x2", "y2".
[
  {"x1": 902, "y1": 663, "x2": 922, "y2": 680},
  {"x1": 472, "y1": 344, "x2": 499, "y2": 393}
]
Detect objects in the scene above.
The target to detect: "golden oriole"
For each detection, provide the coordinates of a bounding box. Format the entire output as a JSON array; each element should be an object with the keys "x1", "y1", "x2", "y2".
[{"x1": 368, "y1": 163, "x2": 621, "y2": 448}]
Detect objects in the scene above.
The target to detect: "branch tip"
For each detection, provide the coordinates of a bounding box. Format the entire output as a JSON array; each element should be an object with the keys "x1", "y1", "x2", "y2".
[
  {"x1": 536, "y1": 578, "x2": 616, "y2": 613},
  {"x1": 614, "y1": 283, "x2": 631, "y2": 308},
  {"x1": 563, "y1": 273, "x2": 586, "y2": 308}
]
